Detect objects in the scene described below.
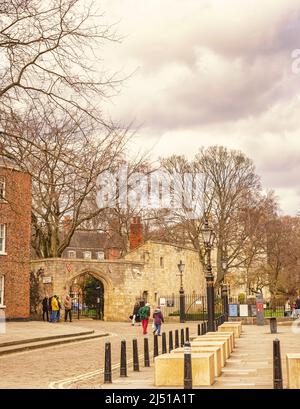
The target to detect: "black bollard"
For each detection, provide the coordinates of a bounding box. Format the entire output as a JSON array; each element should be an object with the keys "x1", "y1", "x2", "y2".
[
  {"x1": 104, "y1": 342, "x2": 112, "y2": 384},
  {"x1": 184, "y1": 341, "x2": 193, "y2": 389},
  {"x1": 175, "y1": 330, "x2": 179, "y2": 349},
  {"x1": 154, "y1": 334, "x2": 159, "y2": 359},
  {"x1": 273, "y1": 339, "x2": 283, "y2": 389},
  {"x1": 185, "y1": 327, "x2": 190, "y2": 342},
  {"x1": 197, "y1": 324, "x2": 201, "y2": 336},
  {"x1": 133, "y1": 339, "x2": 140, "y2": 372},
  {"x1": 181, "y1": 328, "x2": 185, "y2": 347},
  {"x1": 120, "y1": 340, "x2": 127, "y2": 377},
  {"x1": 204, "y1": 322, "x2": 207, "y2": 334},
  {"x1": 169, "y1": 331, "x2": 174, "y2": 353},
  {"x1": 162, "y1": 332, "x2": 167, "y2": 354},
  {"x1": 270, "y1": 317, "x2": 277, "y2": 334},
  {"x1": 144, "y1": 338, "x2": 150, "y2": 367},
  {"x1": 201, "y1": 322, "x2": 205, "y2": 335}
]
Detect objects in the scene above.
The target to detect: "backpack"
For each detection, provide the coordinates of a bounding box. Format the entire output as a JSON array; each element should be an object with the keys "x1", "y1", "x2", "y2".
[{"x1": 139, "y1": 306, "x2": 149, "y2": 320}]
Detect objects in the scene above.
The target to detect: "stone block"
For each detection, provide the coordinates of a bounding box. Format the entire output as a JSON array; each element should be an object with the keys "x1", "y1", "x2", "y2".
[
  {"x1": 219, "y1": 323, "x2": 241, "y2": 337},
  {"x1": 198, "y1": 336, "x2": 230, "y2": 358},
  {"x1": 206, "y1": 331, "x2": 235, "y2": 349},
  {"x1": 155, "y1": 353, "x2": 215, "y2": 387},
  {"x1": 171, "y1": 346, "x2": 222, "y2": 376},
  {"x1": 203, "y1": 333, "x2": 233, "y2": 352},
  {"x1": 190, "y1": 341, "x2": 226, "y2": 366},
  {"x1": 286, "y1": 354, "x2": 300, "y2": 389}
]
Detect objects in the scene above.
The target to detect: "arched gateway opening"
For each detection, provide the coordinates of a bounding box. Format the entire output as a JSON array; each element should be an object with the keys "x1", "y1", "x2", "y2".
[{"x1": 70, "y1": 272, "x2": 104, "y2": 320}]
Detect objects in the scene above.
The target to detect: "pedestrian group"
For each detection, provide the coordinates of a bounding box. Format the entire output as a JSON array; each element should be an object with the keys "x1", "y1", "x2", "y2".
[{"x1": 42, "y1": 295, "x2": 73, "y2": 323}]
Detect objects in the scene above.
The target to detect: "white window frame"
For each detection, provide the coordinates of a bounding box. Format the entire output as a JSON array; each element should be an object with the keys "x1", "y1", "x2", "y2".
[
  {"x1": 0, "y1": 224, "x2": 6, "y2": 255},
  {"x1": 68, "y1": 250, "x2": 76, "y2": 259},
  {"x1": 0, "y1": 177, "x2": 5, "y2": 201},
  {"x1": 83, "y1": 251, "x2": 92, "y2": 260},
  {"x1": 96, "y1": 251, "x2": 105, "y2": 260},
  {"x1": 0, "y1": 275, "x2": 4, "y2": 307}
]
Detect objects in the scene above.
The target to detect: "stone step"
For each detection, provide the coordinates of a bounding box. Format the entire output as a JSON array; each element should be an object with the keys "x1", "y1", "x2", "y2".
[
  {"x1": 0, "y1": 330, "x2": 95, "y2": 348},
  {"x1": 0, "y1": 332, "x2": 109, "y2": 356}
]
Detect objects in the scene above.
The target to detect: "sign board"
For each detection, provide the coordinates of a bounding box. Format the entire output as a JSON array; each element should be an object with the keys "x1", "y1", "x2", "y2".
[
  {"x1": 239, "y1": 304, "x2": 249, "y2": 317},
  {"x1": 159, "y1": 298, "x2": 166, "y2": 307},
  {"x1": 250, "y1": 305, "x2": 257, "y2": 317},
  {"x1": 229, "y1": 304, "x2": 238, "y2": 317},
  {"x1": 195, "y1": 300, "x2": 202, "y2": 305},
  {"x1": 256, "y1": 294, "x2": 265, "y2": 326},
  {"x1": 42, "y1": 276, "x2": 52, "y2": 284}
]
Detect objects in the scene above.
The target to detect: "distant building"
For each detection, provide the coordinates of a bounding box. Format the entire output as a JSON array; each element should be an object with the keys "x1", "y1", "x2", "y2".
[{"x1": 0, "y1": 157, "x2": 31, "y2": 319}]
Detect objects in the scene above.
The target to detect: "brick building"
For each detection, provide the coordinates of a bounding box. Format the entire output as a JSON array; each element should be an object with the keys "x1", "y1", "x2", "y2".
[{"x1": 0, "y1": 157, "x2": 31, "y2": 319}]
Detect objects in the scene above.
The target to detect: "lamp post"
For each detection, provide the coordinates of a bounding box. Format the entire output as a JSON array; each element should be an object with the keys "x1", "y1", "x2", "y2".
[
  {"x1": 177, "y1": 260, "x2": 185, "y2": 323},
  {"x1": 221, "y1": 259, "x2": 229, "y2": 322},
  {"x1": 201, "y1": 218, "x2": 216, "y2": 332}
]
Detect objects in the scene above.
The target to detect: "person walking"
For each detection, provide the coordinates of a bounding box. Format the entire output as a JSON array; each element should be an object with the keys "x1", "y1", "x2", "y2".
[
  {"x1": 50, "y1": 295, "x2": 59, "y2": 323},
  {"x1": 284, "y1": 299, "x2": 291, "y2": 317},
  {"x1": 153, "y1": 306, "x2": 164, "y2": 336},
  {"x1": 131, "y1": 302, "x2": 141, "y2": 326},
  {"x1": 64, "y1": 295, "x2": 73, "y2": 322},
  {"x1": 139, "y1": 303, "x2": 151, "y2": 335},
  {"x1": 42, "y1": 297, "x2": 49, "y2": 322}
]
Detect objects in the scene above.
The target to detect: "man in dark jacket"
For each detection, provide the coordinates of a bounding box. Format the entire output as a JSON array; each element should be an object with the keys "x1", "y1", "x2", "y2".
[
  {"x1": 153, "y1": 306, "x2": 164, "y2": 336},
  {"x1": 42, "y1": 297, "x2": 49, "y2": 322}
]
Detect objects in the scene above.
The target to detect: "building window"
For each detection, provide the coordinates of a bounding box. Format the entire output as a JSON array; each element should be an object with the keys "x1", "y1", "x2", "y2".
[
  {"x1": 0, "y1": 276, "x2": 4, "y2": 306},
  {"x1": 160, "y1": 256, "x2": 164, "y2": 268},
  {"x1": 0, "y1": 224, "x2": 6, "y2": 254},
  {"x1": 68, "y1": 250, "x2": 76, "y2": 259},
  {"x1": 0, "y1": 177, "x2": 5, "y2": 201},
  {"x1": 83, "y1": 251, "x2": 92, "y2": 260},
  {"x1": 96, "y1": 251, "x2": 105, "y2": 260}
]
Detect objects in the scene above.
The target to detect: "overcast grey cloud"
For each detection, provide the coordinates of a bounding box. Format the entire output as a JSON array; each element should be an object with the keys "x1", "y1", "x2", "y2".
[{"x1": 99, "y1": 0, "x2": 300, "y2": 215}]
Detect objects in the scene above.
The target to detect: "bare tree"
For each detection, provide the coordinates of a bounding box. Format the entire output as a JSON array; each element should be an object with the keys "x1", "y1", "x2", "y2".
[{"x1": 157, "y1": 146, "x2": 276, "y2": 285}]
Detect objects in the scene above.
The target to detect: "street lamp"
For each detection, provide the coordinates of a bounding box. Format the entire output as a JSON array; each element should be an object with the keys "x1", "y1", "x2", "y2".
[
  {"x1": 221, "y1": 258, "x2": 229, "y2": 321},
  {"x1": 177, "y1": 260, "x2": 185, "y2": 323},
  {"x1": 201, "y1": 218, "x2": 216, "y2": 332}
]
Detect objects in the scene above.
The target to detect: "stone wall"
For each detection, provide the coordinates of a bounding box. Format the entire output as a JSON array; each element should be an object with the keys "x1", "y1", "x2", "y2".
[{"x1": 31, "y1": 241, "x2": 206, "y2": 321}]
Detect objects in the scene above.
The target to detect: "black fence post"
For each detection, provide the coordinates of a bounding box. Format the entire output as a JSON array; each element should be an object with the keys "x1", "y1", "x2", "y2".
[
  {"x1": 185, "y1": 327, "x2": 190, "y2": 342},
  {"x1": 154, "y1": 334, "x2": 159, "y2": 359},
  {"x1": 273, "y1": 339, "x2": 283, "y2": 389},
  {"x1": 181, "y1": 328, "x2": 185, "y2": 347},
  {"x1": 104, "y1": 342, "x2": 112, "y2": 384},
  {"x1": 270, "y1": 317, "x2": 278, "y2": 334},
  {"x1": 144, "y1": 338, "x2": 150, "y2": 367},
  {"x1": 175, "y1": 330, "x2": 179, "y2": 349},
  {"x1": 201, "y1": 322, "x2": 205, "y2": 335},
  {"x1": 120, "y1": 340, "x2": 127, "y2": 377},
  {"x1": 162, "y1": 332, "x2": 167, "y2": 354},
  {"x1": 169, "y1": 331, "x2": 174, "y2": 353},
  {"x1": 197, "y1": 324, "x2": 201, "y2": 336},
  {"x1": 133, "y1": 339, "x2": 140, "y2": 372},
  {"x1": 184, "y1": 341, "x2": 193, "y2": 389}
]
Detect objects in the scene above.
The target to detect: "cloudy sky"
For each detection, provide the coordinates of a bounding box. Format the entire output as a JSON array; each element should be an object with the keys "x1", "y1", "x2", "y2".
[{"x1": 100, "y1": 0, "x2": 300, "y2": 215}]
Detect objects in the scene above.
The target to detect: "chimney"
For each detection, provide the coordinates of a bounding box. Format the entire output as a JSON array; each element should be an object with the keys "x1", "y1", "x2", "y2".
[{"x1": 129, "y1": 216, "x2": 144, "y2": 250}]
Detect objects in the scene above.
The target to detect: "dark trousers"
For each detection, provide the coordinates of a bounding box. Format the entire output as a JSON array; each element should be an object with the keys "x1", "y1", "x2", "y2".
[
  {"x1": 65, "y1": 309, "x2": 72, "y2": 322},
  {"x1": 43, "y1": 310, "x2": 49, "y2": 322}
]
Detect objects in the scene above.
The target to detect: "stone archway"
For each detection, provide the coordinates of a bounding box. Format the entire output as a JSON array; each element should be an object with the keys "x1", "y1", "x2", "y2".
[{"x1": 69, "y1": 271, "x2": 108, "y2": 320}]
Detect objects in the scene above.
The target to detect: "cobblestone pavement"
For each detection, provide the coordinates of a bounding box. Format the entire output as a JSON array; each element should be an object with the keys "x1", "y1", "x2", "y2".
[{"x1": 0, "y1": 320, "x2": 197, "y2": 389}]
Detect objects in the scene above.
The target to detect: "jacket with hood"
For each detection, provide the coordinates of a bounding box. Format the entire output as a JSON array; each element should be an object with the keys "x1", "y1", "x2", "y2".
[{"x1": 153, "y1": 308, "x2": 164, "y2": 325}]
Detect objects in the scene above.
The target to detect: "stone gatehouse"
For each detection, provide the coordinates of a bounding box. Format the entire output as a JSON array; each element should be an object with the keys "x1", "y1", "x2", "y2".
[{"x1": 31, "y1": 241, "x2": 206, "y2": 321}]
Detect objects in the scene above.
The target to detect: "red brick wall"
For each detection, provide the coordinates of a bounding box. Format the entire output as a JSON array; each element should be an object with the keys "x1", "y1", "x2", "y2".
[{"x1": 0, "y1": 166, "x2": 31, "y2": 319}]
